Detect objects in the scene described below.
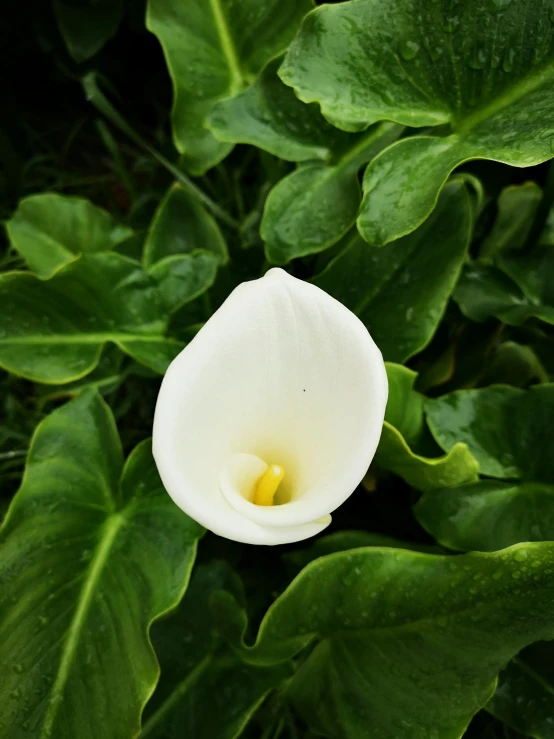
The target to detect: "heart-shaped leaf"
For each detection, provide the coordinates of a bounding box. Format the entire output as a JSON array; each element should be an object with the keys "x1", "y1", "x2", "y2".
[
  {"x1": 261, "y1": 122, "x2": 402, "y2": 264},
  {"x1": 5, "y1": 193, "x2": 133, "y2": 278},
  {"x1": 313, "y1": 179, "x2": 472, "y2": 361},
  {"x1": 143, "y1": 184, "x2": 228, "y2": 268},
  {"x1": 208, "y1": 57, "x2": 355, "y2": 162},
  {"x1": 0, "y1": 253, "x2": 185, "y2": 383},
  {"x1": 280, "y1": 0, "x2": 554, "y2": 245},
  {"x1": 215, "y1": 544, "x2": 554, "y2": 739},
  {"x1": 142, "y1": 562, "x2": 290, "y2": 739},
  {"x1": 455, "y1": 246, "x2": 554, "y2": 326},
  {"x1": 416, "y1": 384, "x2": 554, "y2": 551},
  {"x1": 0, "y1": 390, "x2": 203, "y2": 739},
  {"x1": 146, "y1": 0, "x2": 312, "y2": 174}
]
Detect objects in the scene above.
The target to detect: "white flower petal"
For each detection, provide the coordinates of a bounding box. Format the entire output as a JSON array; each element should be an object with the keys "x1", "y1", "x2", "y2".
[{"x1": 153, "y1": 268, "x2": 387, "y2": 545}]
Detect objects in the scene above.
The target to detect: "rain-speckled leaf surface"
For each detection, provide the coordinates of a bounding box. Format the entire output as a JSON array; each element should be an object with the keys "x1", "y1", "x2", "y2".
[
  {"x1": 149, "y1": 253, "x2": 219, "y2": 314},
  {"x1": 313, "y1": 180, "x2": 472, "y2": 361},
  {"x1": 143, "y1": 184, "x2": 228, "y2": 268},
  {"x1": 488, "y1": 641, "x2": 554, "y2": 739},
  {"x1": 5, "y1": 193, "x2": 133, "y2": 278},
  {"x1": 0, "y1": 391, "x2": 203, "y2": 739},
  {"x1": 218, "y1": 545, "x2": 554, "y2": 739},
  {"x1": 146, "y1": 0, "x2": 312, "y2": 174},
  {"x1": 375, "y1": 364, "x2": 478, "y2": 491},
  {"x1": 416, "y1": 385, "x2": 554, "y2": 551},
  {"x1": 208, "y1": 57, "x2": 353, "y2": 161},
  {"x1": 280, "y1": 0, "x2": 554, "y2": 245},
  {"x1": 0, "y1": 253, "x2": 183, "y2": 383},
  {"x1": 142, "y1": 562, "x2": 290, "y2": 739},
  {"x1": 261, "y1": 122, "x2": 402, "y2": 264}
]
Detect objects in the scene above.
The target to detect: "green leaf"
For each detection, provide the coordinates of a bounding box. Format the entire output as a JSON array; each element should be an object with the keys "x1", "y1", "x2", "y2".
[
  {"x1": 143, "y1": 184, "x2": 228, "y2": 268},
  {"x1": 0, "y1": 253, "x2": 183, "y2": 383},
  {"x1": 280, "y1": 0, "x2": 554, "y2": 245},
  {"x1": 142, "y1": 562, "x2": 290, "y2": 739},
  {"x1": 146, "y1": 0, "x2": 312, "y2": 174},
  {"x1": 455, "y1": 246, "x2": 554, "y2": 326},
  {"x1": 480, "y1": 182, "x2": 542, "y2": 259},
  {"x1": 261, "y1": 122, "x2": 403, "y2": 264},
  {"x1": 36, "y1": 345, "x2": 127, "y2": 404},
  {"x1": 426, "y1": 384, "x2": 554, "y2": 479},
  {"x1": 284, "y1": 531, "x2": 441, "y2": 577},
  {"x1": 53, "y1": 0, "x2": 123, "y2": 63},
  {"x1": 416, "y1": 385, "x2": 554, "y2": 551},
  {"x1": 0, "y1": 391, "x2": 203, "y2": 739},
  {"x1": 5, "y1": 193, "x2": 133, "y2": 278},
  {"x1": 313, "y1": 179, "x2": 472, "y2": 362},
  {"x1": 221, "y1": 544, "x2": 554, "y2": 739},
  {"x1": 488, "y1": 642, "x2": 554, "y2": 739},
  {"x1": 375, "y1": 364, "x2": 478, "y2": 491},
  {"x1": 208, "y1": 57, "x2": 353, "y2": 161},
  {"x1": 149, "y1": 252, "x2": 219, "y2": 313},
  {"x1": 416, "y1": 478, "x2": 554, "y2": 552}
]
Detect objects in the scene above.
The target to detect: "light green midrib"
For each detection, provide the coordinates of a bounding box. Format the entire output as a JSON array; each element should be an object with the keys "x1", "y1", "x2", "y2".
[
  {"x1": 209, "y1": 0, "x2": 243, "y2": 94},
  {"x1": 0, "y1": 333, "x2": 175, "y2": 345},
  {"x1": 40, "y1": 513, "x2": 126, "y2": 738},
  {"x1": 455, "y1": 60, "x2": 554, "y2": 135},
  {"x1": 140, "y1": 655, "x2": 212, "y2": 738}
]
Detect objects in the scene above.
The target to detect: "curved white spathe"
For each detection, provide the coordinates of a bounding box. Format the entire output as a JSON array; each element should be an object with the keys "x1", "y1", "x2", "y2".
[{"x1": 153, "y1": 268, "x2": 388, "y2": 545}]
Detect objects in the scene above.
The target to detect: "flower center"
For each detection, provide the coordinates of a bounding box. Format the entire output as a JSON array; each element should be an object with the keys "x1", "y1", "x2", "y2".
[{"x1": 253, "y1": 464, "x2": 285, "y2": 507}]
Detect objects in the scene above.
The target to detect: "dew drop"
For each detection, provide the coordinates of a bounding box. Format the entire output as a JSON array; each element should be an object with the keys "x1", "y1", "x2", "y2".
[
  {"x1": 398, "y1": 38, "x2": 420, "y2": 61},
  {"x1": 467, "y1": 47, "x2": 488, "y2": 70},
  {"x1": 503, "y1": 48, "x2": 517, "y2": 72},
  {"x1": 444, "y1": 15, "x2": 460, "y2": 32}
]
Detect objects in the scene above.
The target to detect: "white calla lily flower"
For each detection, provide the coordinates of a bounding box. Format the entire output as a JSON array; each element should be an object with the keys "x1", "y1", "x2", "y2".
[{"x1": 153, "y1": 268, "x2": 387, "y2": 545}]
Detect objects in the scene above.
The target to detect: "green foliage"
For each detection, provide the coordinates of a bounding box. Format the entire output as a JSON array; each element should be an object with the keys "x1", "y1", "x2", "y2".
[
  {"x1": 6, "y1": 193, "x2": 133, "y2": 277},
  {"x1": 215, "y1": 545, "x2": 554, "y2": 739},
  {"x1": 0, "y1": 391, "x2": 203, "y2": 738},
  {"x1": 4, "y1": 0, "x2": 554, "y2": 737},
  {"x1": 281, "y1": 0, "x2": 554, "y2": 245},
  {"x1": 313, "y1": 180, "x2": 472, "y2": 362},
  {"x1": 146, "y1": 0, "x2": 312, "y2": 174},
  {"x1": 416, "y1": 385, "x2": 554, "y2": 551}
]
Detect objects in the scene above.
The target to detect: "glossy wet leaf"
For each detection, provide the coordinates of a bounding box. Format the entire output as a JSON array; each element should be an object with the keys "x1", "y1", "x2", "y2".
[
  {"x1": 313, "y1": 179, "x2": 472, "y2": 361},
  {"x1": 262, "y1": 122, "x2": 402, "y2": 264},
  {"x1": 375, "y1": 364, "x2": 478, "y2": 491},
  {"x1": 426, "y1": 384, "x2": 554, "y2": 479},
  {"x1": 146, "y1": 0, "x2": 312, "y2": 174},
  {"x1": 284, "y1": 530, "x2": 440, "y2": 577},
  {"x1": 142, "y1": 562, "x2": 290, "y2": 739},
  {"x1": 208, "y1": 57, "x2": 353, "y2": 162},
  {"x1": 218, "y1": 544, "x2": 554, "y2": 739},
  {"x1": 280, "y1": 0, "x2": 554, "y2": 245},
  {"x1": 53, "y1": 0, "x2": 124, "y2": 63},
  {"x1": 149, "y1": 253, "x2": 219, "y2": 314},
  {"x1": 0, "y1": 391, "x2": 203, "y2": 739},
  {"x1": 5, "y1": 193, "x2": 133, "y2": 278},
  {"x1": 488, "y1": 641, "x2": 554, "y2": 739},
  {"x1": 416, "y1": 385, "x2": 554, "y2": 551},
  {"x1": 455, "y1": 246, "x2": 554, "y2": 326},
  {"x1": 143, "y1": 184, "x2": 228, "y2": 268},
  {"x1": 0, "y1": 253, "x2": 184, "y2": 383}
]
